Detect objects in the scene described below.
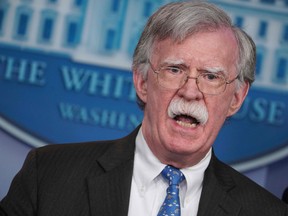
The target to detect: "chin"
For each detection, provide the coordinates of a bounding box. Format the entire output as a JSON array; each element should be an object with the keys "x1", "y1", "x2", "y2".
[{"x1": 167, "y1": 141, "x2": 202, "y2": 155}]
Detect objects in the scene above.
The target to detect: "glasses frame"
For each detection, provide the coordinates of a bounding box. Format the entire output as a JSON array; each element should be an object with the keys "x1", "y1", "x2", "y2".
[{"x1": 148, "y1": 60, "x2": 239, "y2": 95}]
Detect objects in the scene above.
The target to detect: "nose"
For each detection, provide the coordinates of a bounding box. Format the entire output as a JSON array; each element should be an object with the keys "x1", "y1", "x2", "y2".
[{"x1": 177, "y1": 76, "x2": 203, "y2": 100}]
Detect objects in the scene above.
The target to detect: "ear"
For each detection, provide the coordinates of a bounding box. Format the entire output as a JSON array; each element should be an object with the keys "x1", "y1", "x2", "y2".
[
  {"x1": 227, "y1": 81, "x2": 250, "y2": 117},
  {"x1": 133, "y1": 69, "x2": 148, "y2": 104}
]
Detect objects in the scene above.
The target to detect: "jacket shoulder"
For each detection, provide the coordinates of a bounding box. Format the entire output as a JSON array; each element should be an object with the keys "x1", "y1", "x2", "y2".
[{"x1": 211, "y1": 156, "x2": 288, "y2": 215}]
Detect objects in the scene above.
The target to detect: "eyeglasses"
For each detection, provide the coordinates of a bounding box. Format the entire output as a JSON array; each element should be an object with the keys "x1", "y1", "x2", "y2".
[{"x1": 148, "y1": 60, "x2": 239, "y2": 95}]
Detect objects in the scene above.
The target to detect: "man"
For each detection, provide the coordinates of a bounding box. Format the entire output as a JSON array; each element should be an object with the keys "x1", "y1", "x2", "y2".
[{"x1": 1, "y1": 1, "x2": 287, "y2": 216}]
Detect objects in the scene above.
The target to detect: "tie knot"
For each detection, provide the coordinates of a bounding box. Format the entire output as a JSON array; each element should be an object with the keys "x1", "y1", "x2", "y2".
[{"x1": 161, "y1": 165, "x2": 185, "y2": 185}]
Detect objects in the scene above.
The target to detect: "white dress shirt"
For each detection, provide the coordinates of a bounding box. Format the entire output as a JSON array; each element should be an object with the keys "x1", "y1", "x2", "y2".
[{"x1": 127, "y1": 127, "x2": 212, "y2": 216}]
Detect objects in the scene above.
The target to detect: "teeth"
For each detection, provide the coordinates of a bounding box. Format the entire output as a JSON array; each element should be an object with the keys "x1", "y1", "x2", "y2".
[
  {"x1": 176, "y1": 120, "x2": 198, "y2": 128},
  {"x1": 168, "y1": 98, "x2": 209, "y2": 126}
]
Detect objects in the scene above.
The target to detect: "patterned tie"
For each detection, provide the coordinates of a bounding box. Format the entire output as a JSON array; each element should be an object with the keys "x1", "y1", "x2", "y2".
[{"x1": 157, "y1": 165, "x2": 185, "y2": 216}]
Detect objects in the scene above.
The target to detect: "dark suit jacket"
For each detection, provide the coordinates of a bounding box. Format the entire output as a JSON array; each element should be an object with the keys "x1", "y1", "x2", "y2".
[
  {"x1": 1, "y1": 127, "x2": 287, "y2": 216},
  {"x1": 283, "y1": 187, "x2": 288, "y2": 204}
]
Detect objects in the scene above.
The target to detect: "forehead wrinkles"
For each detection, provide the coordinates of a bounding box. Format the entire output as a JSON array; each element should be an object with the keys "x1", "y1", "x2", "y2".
[
  {"x1": 151, "y1": 32, "x2": 238, "y2": 74},
  {"x1": 151, "y1": 41, "x2": 188, "y2": 67}
]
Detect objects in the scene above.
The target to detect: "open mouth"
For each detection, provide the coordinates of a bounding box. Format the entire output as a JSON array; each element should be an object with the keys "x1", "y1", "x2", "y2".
[
  {"x1": 173, "y1": 114, "x2": 200, "y2": 128},
  {"x1": 167, "y1": 98, "x2": 208, "y2": 127}
]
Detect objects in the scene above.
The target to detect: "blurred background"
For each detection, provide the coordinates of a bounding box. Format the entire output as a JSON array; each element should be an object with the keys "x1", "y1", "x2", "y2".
[{"x1": 0, "y1": 0, "x2": 287, "y2": 200}]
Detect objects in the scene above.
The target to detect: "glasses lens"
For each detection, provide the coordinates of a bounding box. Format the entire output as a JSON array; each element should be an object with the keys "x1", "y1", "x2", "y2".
[
  {"x1": 157, "y1": 67, "x2": 186, "y2": 89},
  {"x1": 153, "y1": 63, "x2": 229, "y2": 95},
  {"x1": 197, "y1": 73, "x2": 226, "y2": 95}
]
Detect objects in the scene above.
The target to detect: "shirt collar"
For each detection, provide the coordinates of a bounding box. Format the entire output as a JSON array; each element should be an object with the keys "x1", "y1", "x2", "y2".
[
  {"x1": 133, "y1": 127, "x2": 165, "y2": 191},
  {"x1": 181, "y1": 148, "x2": 211, "y2": 205},
  {"x1": 133, "y1": 126, "x2": 212, "y2": 196}
]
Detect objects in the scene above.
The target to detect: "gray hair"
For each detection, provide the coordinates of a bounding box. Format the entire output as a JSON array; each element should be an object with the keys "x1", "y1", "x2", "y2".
[{"x1": 132, "y1": 1, "x2": 256, "y2": 109}]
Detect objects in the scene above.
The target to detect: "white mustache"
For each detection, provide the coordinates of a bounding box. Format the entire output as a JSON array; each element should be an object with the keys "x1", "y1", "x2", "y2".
[{"x1": 168, "y1": 98, "x2": 208, "y2": 125}]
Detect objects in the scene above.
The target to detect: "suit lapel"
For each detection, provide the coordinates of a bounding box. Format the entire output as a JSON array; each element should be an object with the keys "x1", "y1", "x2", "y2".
[
  {"x1": 87, "y1": 159, "x2": 134, "y2": 216},
  {"x1": 86, "y1": 129, "x2": 243, "y2": 216},
  {"x1": 86, "y1": 127, "x2": 138, "y2": 216},
  {"x1": 197, "y1": 153, "x2": 242, "y2": 216}
]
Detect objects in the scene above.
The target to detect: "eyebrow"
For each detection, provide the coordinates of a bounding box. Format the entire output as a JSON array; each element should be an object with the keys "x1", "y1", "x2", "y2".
[
  {"x1": 202, "y1": 66, "x2": 227, "y2": 75},
  {"x1": 161, "y1": 59, "x2": 186, "y2": 66},
  {"x1": 160, "y1": 59, "x2": 228, "y2": 75}
]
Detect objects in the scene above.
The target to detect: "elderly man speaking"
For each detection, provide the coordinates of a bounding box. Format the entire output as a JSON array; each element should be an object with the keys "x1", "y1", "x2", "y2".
[{"x1": 1, "y1": 1, "x2": 287, "y2": 216}]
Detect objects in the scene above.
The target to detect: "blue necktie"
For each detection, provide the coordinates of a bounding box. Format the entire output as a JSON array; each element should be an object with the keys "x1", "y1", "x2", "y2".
[{"x1": 157, "y1": 165, "x2": 185, "y2": 216}]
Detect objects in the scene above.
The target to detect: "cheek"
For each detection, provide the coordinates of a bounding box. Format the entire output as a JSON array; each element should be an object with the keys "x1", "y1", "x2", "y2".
[
  {"x1": 146, "y1": 91, "x2": 169, "y2": 115},
  {"x1": 206, "y1": 96, "x2": 233, "y2": 122},
  {"x1": 146, "y1": 76, "x2": 173, "y2": 109},
  {"x1": 145, "y1": 88, "x2": 176, "y2": 122}
]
